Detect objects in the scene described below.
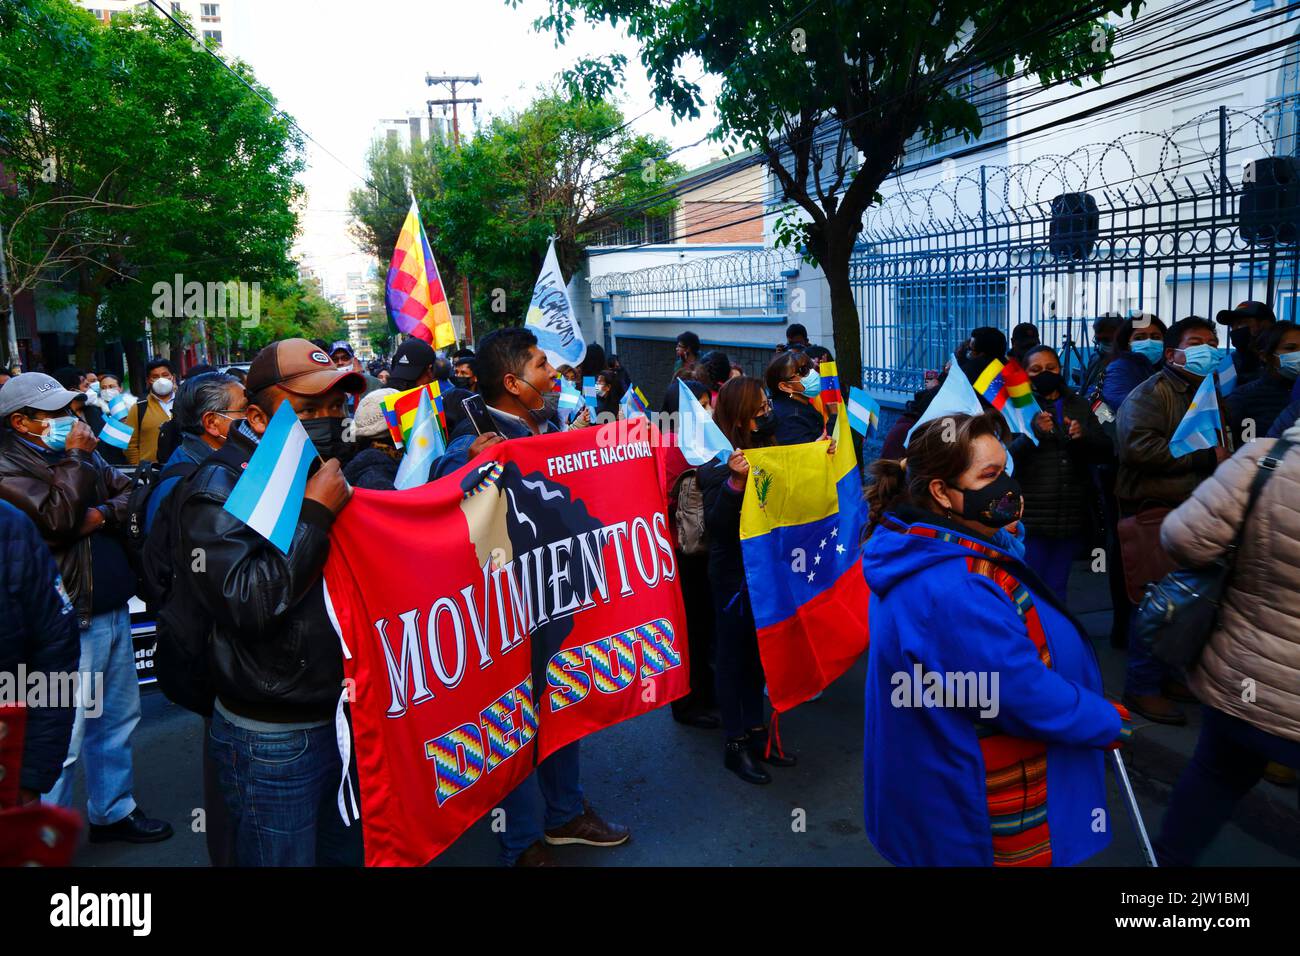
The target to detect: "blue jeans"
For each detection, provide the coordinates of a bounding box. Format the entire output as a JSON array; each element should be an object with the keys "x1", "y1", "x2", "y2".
[
  {"x1": 207, "y1": 708, "x2": 361, "y2": 866},
  {"x1": 1023, "y1": 535, "x2": 1080, "y2": 606},
  {"x1": 44, "y1": 607, "x2": 140, "y2": 825},
  {"x1": 1154, "y1": 707, "x2": 1300, "y2": 866},
  {"x1": 1124, "y1": 606, "x2": 1169, "y2": 697},
  {"x1": 496, "y1": 741, "x2": 584, "y2": 865}
]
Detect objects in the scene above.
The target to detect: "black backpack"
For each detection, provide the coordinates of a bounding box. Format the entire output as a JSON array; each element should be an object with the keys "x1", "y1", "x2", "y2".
[
  {"x1": 126, "y1": 459, "x2": 199, "y2": 608},
  {"x1": 145, "y1": 459, "x2": 215, "y2": 717}
]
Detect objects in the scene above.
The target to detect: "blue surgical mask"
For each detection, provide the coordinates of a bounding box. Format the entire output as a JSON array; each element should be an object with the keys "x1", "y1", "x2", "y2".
[
  {"x1": 38, "y1": 416, "x2": 77, "y2": 451},
  {"x1": 798, "y1": 370, "x2": 822, "y2": 397},
  {"x1": 1178, "y1": 344, "x2": 1223, "y2": 378},
  {"x1": 1278, "y1": 351, "x2": 1300, "y2": 380},
  {"x1": 1130, "y1": 339, "x2": 1165, "y2": 363}
]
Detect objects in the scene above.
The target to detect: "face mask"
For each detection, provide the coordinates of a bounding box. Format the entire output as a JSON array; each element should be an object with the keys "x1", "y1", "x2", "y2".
[
  {"x1": 451, "y1": 375, "x2": 472, "y2": 391},
  {"x1": 88, "y1": 381, "x2": 100, "y2": 393},
  {"x1": 301, "y1": 416, "x2": 346, "y2": 460},
  {"x1": 152, "y1": 377, "x2": 174, "y2": 397},
  {"x1": 752, "y1": 412, "x2": 777, "y2": 437},
  {"x1": 101, "y1": 387, "x2": 121, "y2": 401},
  {"x1": 519, "y1": 379, "x2": 553, "y2": 424},
  {"x1": 951, "y1": 471, "x2": 1024, "y2": 529},
  {"x1": 1230, "y1": 326, "x2": 1254, "y2": 351},
  {"x1": 1278, "y1": 351, "x2": 1300, "y2": 380},
  {"x1": 1178, "y1": 344, "x2": 1222, "y2": 378},
  {"x1": 797, "y1": 369, "x2": 822, "y2": 397},
  {"x1": 33, "y1": 415, "x2": 76, "y2": 451},
  {"x1": 1130, "y1": 339, "x2": 1164, "y2": 363},
  {"x1": 1029, "y1": 370, "x2": 1063, "y2": 395},
  {"x1": 1095, "y1": 340, "x2": 1113, "y2": 357}
]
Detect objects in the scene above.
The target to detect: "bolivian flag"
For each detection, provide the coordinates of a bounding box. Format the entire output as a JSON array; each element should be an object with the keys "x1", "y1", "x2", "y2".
[
  {"x1": 382, "y1": 381, "x2": 446, "y2": 449},
  {"x1": 739, "y1": 414, "x2": 870, "y2": 712}
]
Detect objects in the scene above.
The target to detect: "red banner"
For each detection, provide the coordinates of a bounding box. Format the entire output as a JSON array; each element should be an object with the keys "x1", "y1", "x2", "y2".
[{"x1": 323, "y1": 419, "x2": 689, "y2": 866}]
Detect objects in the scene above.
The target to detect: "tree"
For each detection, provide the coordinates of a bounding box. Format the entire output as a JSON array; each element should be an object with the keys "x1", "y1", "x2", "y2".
[
  {"x1": 0, "y1": 0, "x2": 304, "y2": 376},
  {"x1": 351, "y1": 87, "x2": 682, "y2": 334},
  {"x1": 521, "y1": 0, "x2": 1142, "y2": 389}
]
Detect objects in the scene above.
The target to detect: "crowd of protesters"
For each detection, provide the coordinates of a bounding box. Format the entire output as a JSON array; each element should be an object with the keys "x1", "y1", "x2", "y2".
[{"x1": 1, "y1": 303, "x2": 1297, "y2": 869}]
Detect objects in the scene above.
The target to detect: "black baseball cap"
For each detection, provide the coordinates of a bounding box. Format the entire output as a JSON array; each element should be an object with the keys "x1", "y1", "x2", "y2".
[
  {"x1": 1216, "y1": 301, "x2": 1276, "y2": 325},
  {"x1": 388, "y1": 338, "x2": 436, "y2": 388}
]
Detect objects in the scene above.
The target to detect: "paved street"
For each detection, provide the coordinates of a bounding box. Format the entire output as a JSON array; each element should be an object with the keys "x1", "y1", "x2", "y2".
[{"x1": 72, "y1": 563, "x2": 1298, "y2": 868}]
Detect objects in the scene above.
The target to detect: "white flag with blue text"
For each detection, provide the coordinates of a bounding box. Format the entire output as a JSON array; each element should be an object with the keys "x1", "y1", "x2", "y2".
[{"x1": 525, "y1": 239, "x2": 586, "y2": 369}]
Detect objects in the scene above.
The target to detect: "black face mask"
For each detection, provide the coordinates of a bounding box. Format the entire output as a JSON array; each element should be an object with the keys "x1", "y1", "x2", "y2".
[
  {"x1": 1230, "y1": 326, "x2": 1254, "y2": 351},
  {"x1": 951, "y1": 471, "x2": 1024, "y2": 529},
  {"x1": 451, "y1": 375, "x2": 473, "y2": 391},
  {"x1": 302, "y1": 416, "x2": 346, "y2": 461},
  {"x1": 752, "y1": 412, "x2": 777, "y2": 437},
  {"x1": 1029, "y1": 370, "x2": 1063, "y2": 395}
]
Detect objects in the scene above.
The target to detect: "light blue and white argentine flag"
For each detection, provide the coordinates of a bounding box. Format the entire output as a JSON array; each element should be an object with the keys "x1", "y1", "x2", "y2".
[
  {"x1": 845, "y1": 387, "x2": 881, "y2": 437},
  {"x1": 525, "y1": 238, "x2": 586, "y2": 369},
  {"x1": 224, "y1": 401, "x2": 319, "y2": 554},
  {"x1": 97, "y1": 416, "x2": 133, "y2": 450},
  {"x1": 904, "y1": 355, "x2": 986, "y2": 448},
  {"x1": 558, "y1": 377, "x2": 583, "y2": 412},
  {"x1": 394, "y1": 387, "x2": 445, "y2": 490},
  {"x1": 676, "y1": 379, "x2": 733, "y2": 466},
  {"x1": 1215, "y1": 351, "x2": 1237, "y2": 398},
  {"x1": 1169, "y1": 373, "x2": 1222, "y2": 458},
  {"x1": 107, "y1": 392, "x2": 130, "y2": 420}
]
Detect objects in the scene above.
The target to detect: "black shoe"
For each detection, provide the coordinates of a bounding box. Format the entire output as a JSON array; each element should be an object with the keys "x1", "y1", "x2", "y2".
[
  {"x1": 672, "y1": 710, "x2": 721, "y2": 730},
  {"x1": 88, "y1": 808, "x2": 174, "y2": 844},
  {"x1": 724, "y1": 737, "x2": 771, "y2": 785},
  {"x1": 748, "y1": 727, "x2": 797, "y2": 767}
]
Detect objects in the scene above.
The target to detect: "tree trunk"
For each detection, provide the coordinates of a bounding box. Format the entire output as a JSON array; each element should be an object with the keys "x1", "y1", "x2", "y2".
[
  {"x1": 74, "y1": 266, "x2": 102, "y2": 370},
  {"x1": 822, "y1": 236, "x2": 863, "y2": 393}
]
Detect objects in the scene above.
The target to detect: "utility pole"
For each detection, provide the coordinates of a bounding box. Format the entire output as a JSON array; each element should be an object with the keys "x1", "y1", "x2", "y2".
[{"x1": 426, "y1": 72, "x2": 481, "y2": 345}]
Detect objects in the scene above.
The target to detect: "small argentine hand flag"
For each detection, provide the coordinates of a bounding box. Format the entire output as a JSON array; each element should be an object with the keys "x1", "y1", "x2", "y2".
[
  {"x1": 582, "y1": 376, "x2": 598, "y2": 411},
  {"x1": 1170, "y1": 373, "x2": 1222, "y2": 458},
  {"x1": 107, "y1": 392, "x2": 130, "y2": 420},
  {"x1": 97, "y1": 416, "x2": 133, "y2": 450},
  {"x1": 904, "y1": 355, "x2": 986, "y2": 448},
  {"x1": 676, "y1": 379, "x2": 733, "y2": 466},
  {"x1": 845, "y1": 387, "x2": 880, "y2": 437},
  {"x1": 224, "y1": 401, "x2": 319, "y2": 554},
  {"x1": 558, "y1": 378, "x2": 582, "y2": 412},
  {"x1": 1216, "y1": 351, "x2": 1237, "y2": 398},
  {"x1": 394, "y1": 387, "x2": 445, "y2": 490}
]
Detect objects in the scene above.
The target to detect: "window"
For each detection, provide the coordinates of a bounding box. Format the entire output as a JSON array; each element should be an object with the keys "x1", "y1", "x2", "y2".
[
  {"x1": 202, "y1": 29, "x2": 222, "y2": 46},
  {"x1": 201, "y1": 3, "x2": 220, "y2": 20},
  {"x1": 894, "y1": 277, "x2": 1007, "y2": 375},
  {"x1": 901, "y1": 64, "x2": 1009, "y2": 166},
  {"x1": 171, "y1": 2, "x2": 182, "y2": 11}
]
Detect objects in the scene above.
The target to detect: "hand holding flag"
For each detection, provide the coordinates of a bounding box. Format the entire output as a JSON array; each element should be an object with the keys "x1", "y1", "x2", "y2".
[{"x1": 1169, "y1": 373, "x2": 1224, "y2": 458}]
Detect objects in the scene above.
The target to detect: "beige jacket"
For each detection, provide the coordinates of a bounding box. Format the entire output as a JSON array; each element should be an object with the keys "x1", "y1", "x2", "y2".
[
  {"x1": 1160, "y1": 423, "x2": 1300, "y2": 743},
  {"x1": 124, "y1": 393, "x2": 172, "y2": 466}
]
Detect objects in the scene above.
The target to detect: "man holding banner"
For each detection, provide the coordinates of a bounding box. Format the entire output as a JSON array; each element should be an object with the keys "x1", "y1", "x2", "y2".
[
  {"x1": 421, "y1": 326, "x2": 631, "y2": 865},
  {"x1": 171, "y1": 339, "x2": 363, "y2": 866}
]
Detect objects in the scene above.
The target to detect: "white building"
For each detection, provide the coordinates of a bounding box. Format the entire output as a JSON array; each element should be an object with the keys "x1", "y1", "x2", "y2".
[{"x1": 77, "y1": 1, "x2": 238, "y2": 53}]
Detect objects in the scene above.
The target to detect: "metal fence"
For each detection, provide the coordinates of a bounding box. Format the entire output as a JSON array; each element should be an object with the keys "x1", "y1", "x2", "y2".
[
  {"x1": 855, "y1": 107, "x2": 1300, "y2": 396},
  {"x1": 590, "y1": 249, "x2": 802, "y2": 321}
]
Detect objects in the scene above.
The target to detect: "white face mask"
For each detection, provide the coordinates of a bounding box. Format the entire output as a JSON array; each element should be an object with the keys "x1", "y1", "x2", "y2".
[
  {"x1": 101, "y1": 387, "x2": 121, "y2": 401},
  {"x1": 152, "y1": 377, "x2": 175, "y2": 397}
]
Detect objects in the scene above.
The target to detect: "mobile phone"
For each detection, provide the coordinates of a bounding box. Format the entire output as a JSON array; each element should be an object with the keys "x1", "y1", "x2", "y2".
[{"x1": 461, "y1": 393, "x2": 497, "y2": 436}]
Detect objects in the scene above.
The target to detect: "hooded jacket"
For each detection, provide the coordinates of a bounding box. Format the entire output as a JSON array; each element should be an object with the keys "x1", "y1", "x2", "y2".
[
  {"x1": 862, "y1": 507, "x2": 1127, "y2": 866},
  {"x1": 1160, "y1": 430, "x2": 1300, "y2": 743},
  {"x1": 1225, "y1": 372, "x2": 1294, "y2": 445},
  {"x1": 1010, "y1": 388, "x2": 1111, "y2": 538},
  {"x1": 342, "y1": 445, "x2": 400, "y2": 491}
]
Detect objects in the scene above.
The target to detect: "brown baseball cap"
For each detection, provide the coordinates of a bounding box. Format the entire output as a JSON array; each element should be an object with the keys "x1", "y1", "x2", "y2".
[{"x1": 246, "y1": 338, "x2": 366, "y2": 396}]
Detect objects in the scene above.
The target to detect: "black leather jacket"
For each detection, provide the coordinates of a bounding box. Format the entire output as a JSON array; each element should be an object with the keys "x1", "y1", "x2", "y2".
[
  {"x1": 0, "y1": 431, "x2": 132, "y2": 629},
  {"x1": 172, "y1": 429, "x2": 342, "y2": 723}
]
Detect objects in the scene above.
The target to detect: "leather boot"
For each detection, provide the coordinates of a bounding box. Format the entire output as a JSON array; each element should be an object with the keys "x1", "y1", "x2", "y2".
[
  {"x1": 1122, "y1": 692, "x2": 1187, "y2": 726},
  {"x1": 724, "y1": 736, "x2": 771, "y2": 784}
]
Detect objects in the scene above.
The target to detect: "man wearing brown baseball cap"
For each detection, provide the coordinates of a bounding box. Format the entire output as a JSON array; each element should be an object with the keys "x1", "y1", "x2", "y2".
[{"x1": 165, "y1": 337, "x2": 366, "y2": 865}]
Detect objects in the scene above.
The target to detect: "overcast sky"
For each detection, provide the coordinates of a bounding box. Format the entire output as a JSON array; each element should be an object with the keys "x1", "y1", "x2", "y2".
[{"x1": 223, "y1": 0, "x2": 722, "y2": 292}]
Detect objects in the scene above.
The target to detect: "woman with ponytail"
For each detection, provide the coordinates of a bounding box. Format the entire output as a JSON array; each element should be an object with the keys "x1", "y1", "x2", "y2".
[
  {"x1": 862, "y1": 412, "x2": 1132, "y2": 866},
  {"x1": 697, "y1": 376, "x2": 797, "y2": 784}
]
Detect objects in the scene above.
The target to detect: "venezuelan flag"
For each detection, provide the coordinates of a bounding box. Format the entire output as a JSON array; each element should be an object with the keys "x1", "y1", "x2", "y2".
[
  {"x1": 739, "y1": 414, "x2": 869, "y2": 712},
  {"x1": 386, "y1": 201, "x2": 457, "y2": 349},
  {"x1": 382, "y1": 382, "x2": 446, "y2": 448},
  {"x1": 972, "y1": 357, "x2": 1039, "y2": 443}
]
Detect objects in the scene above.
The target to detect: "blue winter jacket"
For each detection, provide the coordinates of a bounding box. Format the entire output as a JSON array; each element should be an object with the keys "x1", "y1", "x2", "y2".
[
  {"x1": 862, "y1": 508, "x2": 1123, "y2": 866},
  {"x1": 1100, "y1": 351, "x2": 1158, "y2": 412},
  {"x1": 0, "y1": 499, "x2": 80, "y2": 794}
]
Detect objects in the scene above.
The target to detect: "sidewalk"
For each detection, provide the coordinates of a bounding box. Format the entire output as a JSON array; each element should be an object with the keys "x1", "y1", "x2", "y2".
[{"x1": 1068, "y1": 560, "x2": 1300, "y2": 861}]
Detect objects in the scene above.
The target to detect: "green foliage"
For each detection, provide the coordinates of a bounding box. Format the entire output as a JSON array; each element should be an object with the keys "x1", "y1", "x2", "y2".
[
  {"x1": 0, "y1": 0, "x2": 304, "y2": 368},
  {"x1": 350, "y1": 85, "x2": 682, "y2": 334},
  {"x1": 518, "y1": 0, "x2": 1144, "y2": 388}
]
